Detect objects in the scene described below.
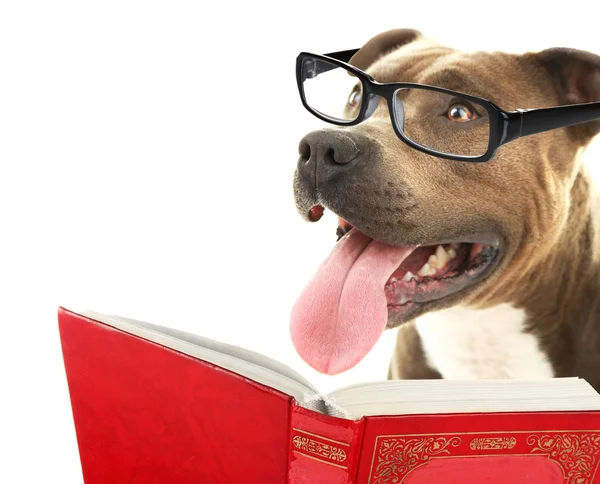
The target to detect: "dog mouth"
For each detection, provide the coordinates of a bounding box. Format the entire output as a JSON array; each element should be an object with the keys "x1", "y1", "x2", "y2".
[
  {"x1": 336, "y1": 215, "x2": 500, "y2": 315},
  {"x1": 290, "y1": 205, "x2": 502, "y2": 375}
]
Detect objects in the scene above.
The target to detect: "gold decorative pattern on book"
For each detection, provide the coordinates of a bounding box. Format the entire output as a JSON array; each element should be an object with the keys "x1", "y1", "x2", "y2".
[
  {"x1": 368, "y1": 430, "x2": 600, "y2": 484},
  {"x1": 292, "y1": 435, "x2": 348, "y2": 463},
  {"x1": 470, "y1": 437, "x2": 517, "y2": 450},
  {"x1": 527, "y1": 433, "x2": 600, "y2": 484},
  {"x1": 292, "y1": 428, "x2": 350, "y2": 447},
  {"x1": 371, "y1": 436, "x2": 462, "y2": 484},
  {"x1": 291, "y1": 428, "x2": 350, "y2": 469}
]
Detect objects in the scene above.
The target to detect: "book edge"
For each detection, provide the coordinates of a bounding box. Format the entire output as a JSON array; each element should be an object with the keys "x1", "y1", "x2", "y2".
[{"x1": 60, "y1": 306, "x2": 319, "y2": 403}]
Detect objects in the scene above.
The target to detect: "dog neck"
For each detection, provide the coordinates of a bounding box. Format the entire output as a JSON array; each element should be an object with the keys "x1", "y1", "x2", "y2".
[{"x1": 498, "y1": 162, "x2": 600, "y2": 379}]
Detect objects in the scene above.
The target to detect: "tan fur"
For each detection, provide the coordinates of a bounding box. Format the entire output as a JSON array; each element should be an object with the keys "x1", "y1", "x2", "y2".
[
  {"x1": 294, "y1": 29, "x2": 600, "y2": 389},
  {"x1": 376, "y1": 37, "x2": 600, "y2": 387}
]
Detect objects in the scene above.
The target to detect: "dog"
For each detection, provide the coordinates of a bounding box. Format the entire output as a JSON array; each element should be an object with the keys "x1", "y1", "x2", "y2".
[{"x1": 291, "y1": 29, "x2": 600, "y2": 391}]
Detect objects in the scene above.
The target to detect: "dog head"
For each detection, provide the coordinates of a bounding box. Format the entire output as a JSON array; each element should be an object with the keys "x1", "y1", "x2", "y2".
[{"x1": 291, "y1": 29, "x2": 600, "y2": 374}]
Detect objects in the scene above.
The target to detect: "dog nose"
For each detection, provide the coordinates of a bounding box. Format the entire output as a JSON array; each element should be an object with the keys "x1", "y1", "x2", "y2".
[{"x1": 298, "y1": 129, "x2": 360, "y2": 167}]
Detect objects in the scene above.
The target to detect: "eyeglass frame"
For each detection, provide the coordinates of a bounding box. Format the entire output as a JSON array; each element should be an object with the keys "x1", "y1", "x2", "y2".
[{"x1": 296, "y1": 49, "x2": 600, "y2": 163}]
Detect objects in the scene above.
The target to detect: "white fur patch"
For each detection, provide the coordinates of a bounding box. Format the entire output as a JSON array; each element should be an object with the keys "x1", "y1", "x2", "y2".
[{"x1": 415, "y1": 304, "x2": 554, "y2": 379}]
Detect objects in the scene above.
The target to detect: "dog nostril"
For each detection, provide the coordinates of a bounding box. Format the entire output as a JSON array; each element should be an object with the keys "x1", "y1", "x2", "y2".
[
  {"x1": 299, "y1": 140, "x2": 311, "y2": 164},
  {"x1": 324, "y1": 148, "x2": 335, "y2": 165},
  {"x1": 299, "y1": 130, "x2": 360, "y2": 167}
]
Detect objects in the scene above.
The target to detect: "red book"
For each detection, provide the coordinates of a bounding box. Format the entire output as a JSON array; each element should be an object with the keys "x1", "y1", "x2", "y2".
[{"x1": 58, "y1": 307, "x2": 600, "y2": 484}]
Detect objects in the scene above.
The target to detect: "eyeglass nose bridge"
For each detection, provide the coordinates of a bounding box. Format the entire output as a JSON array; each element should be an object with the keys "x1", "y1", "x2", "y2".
[
  {"x1": 362, "y1": 91, "x2": 405, "y2": 132},
  {"x1": 363, "y1": 93, "x2": 380, "y2": 120}
]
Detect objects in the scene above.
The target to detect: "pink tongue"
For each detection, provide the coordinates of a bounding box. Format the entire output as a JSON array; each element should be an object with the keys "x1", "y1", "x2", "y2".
[{"x1": 290, "y1": 231, "x2": 415, "y2": 375}]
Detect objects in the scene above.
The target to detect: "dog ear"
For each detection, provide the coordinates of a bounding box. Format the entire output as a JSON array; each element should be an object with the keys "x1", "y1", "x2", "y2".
[
  {"x1": 537, "y1": 48, "x2": 600, "y2": 138},
  {"x1": 349, "y1": 29, "x2": 423, "y2": 71}
]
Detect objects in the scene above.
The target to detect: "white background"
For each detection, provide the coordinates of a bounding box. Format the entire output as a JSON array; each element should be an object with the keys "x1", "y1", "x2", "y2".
[{"x1": 2, "y1": 1, "x2": 600, "y2": 482}]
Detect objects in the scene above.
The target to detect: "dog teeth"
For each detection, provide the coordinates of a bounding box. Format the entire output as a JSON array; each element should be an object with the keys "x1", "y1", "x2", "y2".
[
  {"x1": 414, "y1": 244, "x2": 461, "y2": 280},
  {"x1": 424, "y1": 245, "x2": 453, "y2": 271},
  {"x1": 390, "y1": 277, "x2": 398, "y2": 283},
  {"x1": 417, "y1": 262, "x2": 436, "y2": 277},
  {"x1": 428, "y1": 246, "x2": 445, "y2": 269},
  {"x1": 436, "y1": 245, "x2": 448, "y2": 261}
]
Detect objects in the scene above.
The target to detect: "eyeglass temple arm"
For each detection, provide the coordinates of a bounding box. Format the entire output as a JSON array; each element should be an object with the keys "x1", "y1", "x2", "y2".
[
  {"x1": 504, "y1": 102, "x2": 600, "y2": 143},
  {"x1": 304, "y1": 49, "x2": 361, "y2": 78},
  {"x1": 324, "y1": 48, "x2": 360, "y2": 63}
]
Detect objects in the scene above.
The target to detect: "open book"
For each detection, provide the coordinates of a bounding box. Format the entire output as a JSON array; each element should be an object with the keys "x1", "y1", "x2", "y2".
[
  {"x1": 59, "y1": 307, "x2": 600, "y2": 484},
  {"x1": 79, "y1": 309, "x2": 600, "y2": 419}
]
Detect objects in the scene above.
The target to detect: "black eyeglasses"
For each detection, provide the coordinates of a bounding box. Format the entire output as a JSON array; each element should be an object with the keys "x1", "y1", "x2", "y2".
[{"x1": 297, "y1": 49, "x2": 600, "y2": 162}]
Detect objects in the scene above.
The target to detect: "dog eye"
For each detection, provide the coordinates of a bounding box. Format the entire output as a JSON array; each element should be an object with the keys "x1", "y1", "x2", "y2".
[
  {"x1": 447, "y1": 103, "x2": 478, "y2": 122},
  {"x1": 347, "y1": 86, "x2": 362, "y2": 107}
]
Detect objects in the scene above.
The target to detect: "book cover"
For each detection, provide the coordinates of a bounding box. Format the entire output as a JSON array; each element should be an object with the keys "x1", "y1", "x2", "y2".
[{"x1": 58, "y1": 307, "x2": 600, "y2": 483}]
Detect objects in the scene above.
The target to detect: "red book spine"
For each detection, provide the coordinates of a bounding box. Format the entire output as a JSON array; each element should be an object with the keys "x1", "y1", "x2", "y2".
[{"x1": 288, "y1": 405, "x2": 364, "y2": 484}]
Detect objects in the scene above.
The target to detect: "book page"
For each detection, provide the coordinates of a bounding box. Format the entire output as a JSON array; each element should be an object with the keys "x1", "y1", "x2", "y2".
[
  {"x1": 327, "y1": 378, "x2": 600, "y2": 418},
  {"x1": 80, "y1": 310, "x2": 319, "y2": 402}
]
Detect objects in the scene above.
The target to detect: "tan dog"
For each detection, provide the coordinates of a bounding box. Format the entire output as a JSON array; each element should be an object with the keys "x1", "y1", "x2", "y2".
[{"x1": 292, "y1": 29, "x2": 600, "y2": 390}]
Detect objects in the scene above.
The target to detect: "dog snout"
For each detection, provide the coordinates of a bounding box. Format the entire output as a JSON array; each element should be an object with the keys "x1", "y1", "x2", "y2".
[{"x1": 298, "y1": 129, "x2": 360, "y2": 167}]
